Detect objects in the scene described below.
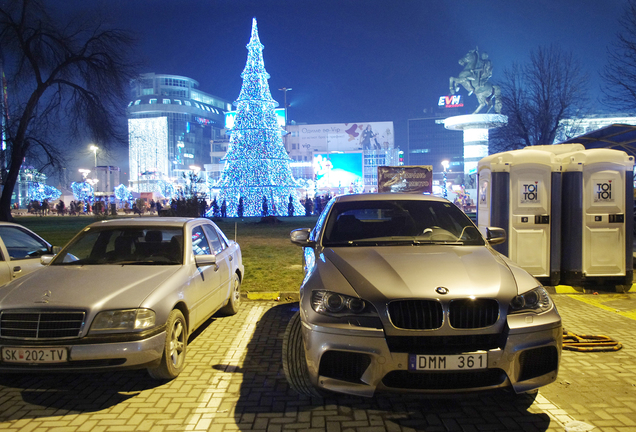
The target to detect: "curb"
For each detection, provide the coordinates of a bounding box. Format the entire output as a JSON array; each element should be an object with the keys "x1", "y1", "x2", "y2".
[
  {"x1": 241, "y1": 292, "x2": 299, "y2": 302},
  {"x1": 545, "y1": 283, "x2": 635, "y2": 294},
  {"x1": 246, "y1": 286, "x2": 635, "y2": 301}
]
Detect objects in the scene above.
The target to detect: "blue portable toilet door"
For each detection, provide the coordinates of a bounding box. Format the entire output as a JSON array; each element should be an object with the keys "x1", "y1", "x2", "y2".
[
  {"x1": 582, "y1": 167, "x2": 626, "y2": 277},
  {"x1": 508, "y1": 166, "x2": 552, "y2": 278}
]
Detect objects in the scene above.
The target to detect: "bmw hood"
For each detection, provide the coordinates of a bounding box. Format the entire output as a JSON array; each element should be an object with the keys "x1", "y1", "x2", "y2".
[
  {"x1": 319, "y1": 246, "x2": 533, "y2": 301},
  {"x1": 0, "y1": 265, "x2": 182, "y2": 310}
]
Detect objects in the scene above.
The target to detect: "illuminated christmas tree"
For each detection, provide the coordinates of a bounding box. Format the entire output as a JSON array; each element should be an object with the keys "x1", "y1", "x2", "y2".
[{"x1": 214, "y1": 18, "x2": 302, "y2": 217}]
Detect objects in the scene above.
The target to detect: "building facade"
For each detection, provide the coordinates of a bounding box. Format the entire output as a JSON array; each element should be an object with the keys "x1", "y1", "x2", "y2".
[
  {"x1": 407, "y1": 116, "x2": 465, "y2": 174},
  {"x1": 93, "y1": 166, "x2": 121, "y2": 198},
  {"x1": 127, "y1": 73, "x2": 232, "y2": 193}
]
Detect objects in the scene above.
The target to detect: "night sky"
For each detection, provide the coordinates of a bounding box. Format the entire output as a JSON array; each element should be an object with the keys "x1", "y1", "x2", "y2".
[{"x1": 44, "y1": 0, "x2": 627, "y2": 180}]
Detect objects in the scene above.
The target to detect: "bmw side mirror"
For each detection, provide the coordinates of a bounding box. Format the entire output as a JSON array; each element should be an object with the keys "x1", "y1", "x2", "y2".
[{"x1": 290, "y1": 228, "x2": 315, "y2": 247}]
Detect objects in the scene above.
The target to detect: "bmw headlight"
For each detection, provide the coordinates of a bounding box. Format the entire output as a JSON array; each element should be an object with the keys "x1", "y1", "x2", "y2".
[
  {"x1": 311, "y1": 290, "x2": 374, "y2": 316},
  {"x1": 509, "y1": 287, "x2": 553, "y2": 314},
  {"x1": 90, "y1": 309, "x2": 156, "y2": 333}
]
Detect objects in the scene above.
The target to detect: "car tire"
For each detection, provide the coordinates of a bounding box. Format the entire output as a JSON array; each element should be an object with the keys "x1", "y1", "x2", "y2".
[
  {"x1": 282, "y1": 311, "x2": 324, "y2": 397},
  {"x1": 148, "y1": 309, "x2": 187, "y2": 380},
  {"x1": 218, "y1": 273, "x2": 241, "y2": 316}
]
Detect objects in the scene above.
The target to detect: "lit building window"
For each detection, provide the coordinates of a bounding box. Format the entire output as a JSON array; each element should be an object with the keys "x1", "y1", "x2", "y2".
[
  {"x1": 134, "y1": 100, "x2": 141, "y2": 105},
  {"x1": 163, "y1": 99, "x2": 171, "y2": 104},
  {"x1": 174, "y1": 100, "x2": 182, "y2": 105},
  {"x1": 184, "y1": 101, "x2": 192, "y2": 106},
  {"x1": 149, "y1": 99, "x2": 157, "y2": 104}
]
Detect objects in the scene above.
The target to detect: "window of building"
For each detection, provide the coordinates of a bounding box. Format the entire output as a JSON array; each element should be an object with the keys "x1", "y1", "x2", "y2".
[
  {"x1": 149, "y1": 99, "x2": 157, "y2": 104},
  {"x1": 134, "y1": 100, "x2": 141, "y2": 105},
  {"x1": 174, "y1": 99, "x2": 182, "y2": 105},
  {"x1": 184, "y1": 101, "x2": 191, "y2": 106},
  {"x1": 163, "y1": 99, "x2": 171, "y2": 104},
  {"x1": 142, "y1": 88, "x2": 154, "y2": 96}
]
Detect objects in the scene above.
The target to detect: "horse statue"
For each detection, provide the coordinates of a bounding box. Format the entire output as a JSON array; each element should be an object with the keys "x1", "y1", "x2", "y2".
[{"x1": 449, "y1": 48, "x2": 502, "y2": 114}]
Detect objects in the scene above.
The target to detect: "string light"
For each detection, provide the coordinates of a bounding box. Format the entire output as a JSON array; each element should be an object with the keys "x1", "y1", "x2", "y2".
[
  {"x1": 214, "y1": 18, "x2": 302, "y2": 217},
  {"x1": 71, "y1": 181, "x2": 94, "y2": 202},
  {"x1": 128, "y1": 117, "x2": 169, "y2": 192},
  {"x1": 114, "y1": 184, "x2": 133, "y2": 202},
  {"x1": 27, "y1": 183, "x2": 61, "y2": 203}
]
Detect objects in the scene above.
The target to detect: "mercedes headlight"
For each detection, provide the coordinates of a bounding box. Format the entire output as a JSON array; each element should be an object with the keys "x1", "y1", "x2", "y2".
[
  {"x1": 509, "y1": 287, "x2": 553, "y2": 314},
  {"x1": 90, "y1": 309, "x2": 156, "y2": 333}
]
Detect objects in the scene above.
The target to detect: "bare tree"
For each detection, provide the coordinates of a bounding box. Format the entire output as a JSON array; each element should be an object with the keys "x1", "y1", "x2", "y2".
[
  {"x1": 492, "y1": 45, "x2": 590, "y2": 152},
  {"x1": 0, "y1": 0, "x2": 137, "y2": 221},
  {"x1": 602, "y1": 0, "x2": 636, "y2": 110}
]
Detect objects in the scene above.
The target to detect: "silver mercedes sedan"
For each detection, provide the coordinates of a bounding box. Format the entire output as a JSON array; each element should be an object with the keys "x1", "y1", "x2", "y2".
[
  {"x1": 0, "y1": 217, "x2": 243, "y2": 380},
  {"x1": 283, "y1": 193, "x2": 561, "y2": 398}
]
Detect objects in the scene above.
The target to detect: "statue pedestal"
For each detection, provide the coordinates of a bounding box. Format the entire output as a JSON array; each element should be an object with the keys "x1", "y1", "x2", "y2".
[{"x1": 444, "y1": 114, "x2": 507, "y2": 203}]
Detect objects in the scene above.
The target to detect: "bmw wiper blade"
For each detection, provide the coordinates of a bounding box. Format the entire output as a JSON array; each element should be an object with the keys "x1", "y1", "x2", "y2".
[{"x1": 412, "y1": 240, "x2": 464, "y2": 245}]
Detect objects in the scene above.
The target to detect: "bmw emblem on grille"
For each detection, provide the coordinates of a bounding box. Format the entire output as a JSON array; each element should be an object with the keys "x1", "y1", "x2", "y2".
[{"x1": 436, "y1": 287, "x2": 449, "y2": 295}]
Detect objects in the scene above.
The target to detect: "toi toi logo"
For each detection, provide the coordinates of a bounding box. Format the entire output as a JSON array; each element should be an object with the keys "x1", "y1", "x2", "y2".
[
  {"x1": 596, "y1": 182, "x2": 612, "y2": 200},
  {"x1": 522, "y1": 183, "x2": 539, "y2": 202}
]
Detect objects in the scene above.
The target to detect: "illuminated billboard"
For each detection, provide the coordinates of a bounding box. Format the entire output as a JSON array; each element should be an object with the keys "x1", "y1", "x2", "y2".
[
  {"x1": 377, "y1": 165, "x2": 433, "y2": 193},
  {"x1": 225, "y1": 108, "x2": 286, "y2": 129},
  {"x1": 313, "y1": 152, "x2": 363, "y2": 188},
  {"x1": 438, "y1": 94, "x2": 464, "y2": 108},
  {"x1": 299, "y1": 122, "x2": 394, "y2": 152}
]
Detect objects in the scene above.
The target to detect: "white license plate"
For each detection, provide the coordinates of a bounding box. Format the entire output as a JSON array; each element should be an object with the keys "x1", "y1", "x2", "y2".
[
  {"x1": 2, "y1": 347, "x2": 68, "y2": 364},
  {"x1": 408, "y1": 353, "x2": 487, "y2": 371}
]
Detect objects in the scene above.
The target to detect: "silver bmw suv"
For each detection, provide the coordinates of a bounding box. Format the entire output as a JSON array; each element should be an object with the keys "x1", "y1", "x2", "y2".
[{"x1": 283, "y1": 193, "x2": 561, "y2": 398}]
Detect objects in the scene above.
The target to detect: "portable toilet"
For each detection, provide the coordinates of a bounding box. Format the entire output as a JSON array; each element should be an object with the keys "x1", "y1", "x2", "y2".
[
  {"x1": 478, "y1": 148, "x2": 563, "y2": 286},
  {"x1": 559, "y1": 148, "x2": 634, "y2": 289}
]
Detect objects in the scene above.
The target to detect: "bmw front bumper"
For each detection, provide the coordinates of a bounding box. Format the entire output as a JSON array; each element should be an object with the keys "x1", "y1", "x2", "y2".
[{"x1": 301, "y1": 313, "x2": 562, "y2": 397}]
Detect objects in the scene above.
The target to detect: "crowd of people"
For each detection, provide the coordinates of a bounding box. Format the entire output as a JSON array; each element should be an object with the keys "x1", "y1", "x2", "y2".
[{"x1": 21, "y1": 193, "x2": 335, "y2": 218}]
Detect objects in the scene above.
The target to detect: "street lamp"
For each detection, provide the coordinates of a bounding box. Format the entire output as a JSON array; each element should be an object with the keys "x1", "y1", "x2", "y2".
[
  {"x1": 89, "y1": 145, "x2": 98, "y2": 168},
  {"x1": 278, "y1": 87, "x2": 292, "y2": 126},
  {"x1": 441, "y1": 160, "x2": 449, "y2": 199}
]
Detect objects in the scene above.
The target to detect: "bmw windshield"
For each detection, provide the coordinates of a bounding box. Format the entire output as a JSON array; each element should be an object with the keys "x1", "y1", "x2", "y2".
[{"x1": 321, "y1": 200, "x2": 484, "y2": 247}]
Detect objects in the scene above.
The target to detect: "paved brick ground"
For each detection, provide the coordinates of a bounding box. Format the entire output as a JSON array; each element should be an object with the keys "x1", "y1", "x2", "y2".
[{"x1": 0, "y1": 294, "x2": 635, "y2": 431}]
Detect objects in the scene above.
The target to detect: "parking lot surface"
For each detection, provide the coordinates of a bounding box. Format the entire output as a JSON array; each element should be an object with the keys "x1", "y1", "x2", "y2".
[{"x1": 0, "y1": 293, "x2": 635, "y2": 432}]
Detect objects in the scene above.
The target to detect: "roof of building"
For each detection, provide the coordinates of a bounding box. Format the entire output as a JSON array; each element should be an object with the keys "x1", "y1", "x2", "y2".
[{"x1": 562, "y1": 123, "x2": 636, "y2": 157}]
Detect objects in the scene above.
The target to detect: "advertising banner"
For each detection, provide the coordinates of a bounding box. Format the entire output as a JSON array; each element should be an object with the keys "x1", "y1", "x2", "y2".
[
  {"x1": 377, "y1": 165, "x2": 433, "y2": 193},
  {"x1": 299, "y1": 122, "x2": 394, "y2": 152}
]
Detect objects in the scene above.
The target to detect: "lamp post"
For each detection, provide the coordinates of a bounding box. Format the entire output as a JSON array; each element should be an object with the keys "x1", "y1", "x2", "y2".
[
  {"x1": 441, "y1": 160, "x2": 449, "y2": 199},
  {"x1": 89, "y1": 145, "x2": 98, "y2": 168},
  {"x1": 278, "y1": 87, "x2": 292, "y2": 125}
]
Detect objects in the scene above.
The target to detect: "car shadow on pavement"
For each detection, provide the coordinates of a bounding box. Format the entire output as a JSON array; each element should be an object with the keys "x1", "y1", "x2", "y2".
[
  {"x1": 214, "y1": 302, "x2": 552, "y2": 431},
  {"x1": 0, "y1": 316, "x2": 219, "y2": 421},
  {"x1": 0, "y1": 371, "x2": 158, "y2": 418}
]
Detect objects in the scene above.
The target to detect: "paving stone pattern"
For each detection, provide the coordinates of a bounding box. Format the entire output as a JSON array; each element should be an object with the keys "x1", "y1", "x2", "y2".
[{"x1": 0, "y1": 294, "x2": 634, "y2": 431}]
